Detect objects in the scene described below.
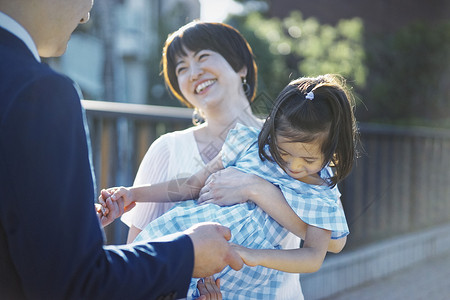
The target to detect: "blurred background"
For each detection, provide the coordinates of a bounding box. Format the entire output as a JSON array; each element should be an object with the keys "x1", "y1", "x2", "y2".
[
  {"x1": 45, "y1": 1, "x2": 450, "y2": 298},
  {"x1": 48, "y1": 0, "x2": 450, "y2": 127}
]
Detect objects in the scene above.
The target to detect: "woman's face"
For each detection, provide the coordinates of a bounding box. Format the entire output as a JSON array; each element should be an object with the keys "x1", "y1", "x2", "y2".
[{"x1": 174, "y1": 48, "x2": 246, "y2": 111}]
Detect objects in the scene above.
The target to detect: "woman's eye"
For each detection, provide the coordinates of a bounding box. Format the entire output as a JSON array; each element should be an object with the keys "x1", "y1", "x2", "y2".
[{"x1": 176, "y1": 66, "x2": 186, "y2": 75}]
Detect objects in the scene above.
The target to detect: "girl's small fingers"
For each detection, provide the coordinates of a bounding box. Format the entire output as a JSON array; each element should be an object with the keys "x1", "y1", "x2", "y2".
[
  {"x1": 110, "y1": 187, "x2": 123, "y2": 201},
  {"x1": 106, "y1": 198, "x2": 118, "y2": 217},
  {"x1": 94, "y1": 203, "x2": 102, "y2": 213},
  {"x1": 98, "y1": 195, "x2": 106, "y2": 206},
  {"x1": 101, "y1": 189, "x2": 110, "y2": 197},
  {"x1": 110, "y1": 192, "x2": 119, "y2": 201}
]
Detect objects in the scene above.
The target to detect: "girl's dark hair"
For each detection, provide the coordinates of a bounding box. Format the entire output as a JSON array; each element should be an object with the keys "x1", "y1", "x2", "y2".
[
  {"x1": 258, "y1": 74, "x2": 359, "y2": 187},
  {"x1": 162, "y1": 20, "x2": 258, "y2": 107}
]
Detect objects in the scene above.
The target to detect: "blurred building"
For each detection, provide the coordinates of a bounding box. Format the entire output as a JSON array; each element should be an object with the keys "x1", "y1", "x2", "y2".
[{"x1": 50, "y1": 0, "x2": 200, "y2": 104}]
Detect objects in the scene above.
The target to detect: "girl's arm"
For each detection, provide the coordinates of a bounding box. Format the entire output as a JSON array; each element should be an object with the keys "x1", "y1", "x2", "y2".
[
  {"x1": 104, "y1": 154, "x2": 224, "y2": 209},
  {"x1": 197, "y1": 168, "x2": 346, "y2": 253},
  {"x1": 234, "y1": 225, "x2": 331, "y2": 273}
]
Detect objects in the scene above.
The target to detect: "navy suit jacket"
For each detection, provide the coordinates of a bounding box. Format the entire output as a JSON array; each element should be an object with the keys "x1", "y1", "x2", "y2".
[{"x1": 0, "y1": 27, "x2": 194, "y2": 299}]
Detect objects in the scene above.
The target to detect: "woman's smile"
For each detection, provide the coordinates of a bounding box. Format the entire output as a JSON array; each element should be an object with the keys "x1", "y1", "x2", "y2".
[{"x1": 195, "y1": 79, "x2": 216, "y2": 94}]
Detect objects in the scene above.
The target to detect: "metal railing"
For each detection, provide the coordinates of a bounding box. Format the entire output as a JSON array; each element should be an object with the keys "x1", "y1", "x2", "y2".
[
  {"x1": 82, "y1": 100, "x2": 450, "y2": 249},
  {"x1": 82, "y1": 100, "x2": 193, "y2": 243},
  {"x1": 340, "y1": 123, "x2": 450, "y2": 249}
]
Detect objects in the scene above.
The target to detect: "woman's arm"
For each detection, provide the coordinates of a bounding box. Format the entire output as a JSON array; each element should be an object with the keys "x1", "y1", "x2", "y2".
[
  {"x1": 197, "y1": 168, "x2": 346, "y2": 253},
  {"x1": 233, "y1": 225, "x2": 331, "y2": 273}
]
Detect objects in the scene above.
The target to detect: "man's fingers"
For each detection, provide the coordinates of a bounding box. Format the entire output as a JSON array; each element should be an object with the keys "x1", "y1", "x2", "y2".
[
  {"x1": 226, "y1": 247, "x2": 244, "y2": 271},
  {"x1": 216, "y1": 225, "x2": 232, "y2": 241},
  {"x1": 216, "y1": 278, "x2": 220, "y2": 289}
]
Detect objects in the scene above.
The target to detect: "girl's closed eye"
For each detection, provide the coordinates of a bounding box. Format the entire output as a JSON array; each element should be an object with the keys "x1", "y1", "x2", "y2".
[{"x1": 304, "y1": 158, "x2": 317, "y2": 164}]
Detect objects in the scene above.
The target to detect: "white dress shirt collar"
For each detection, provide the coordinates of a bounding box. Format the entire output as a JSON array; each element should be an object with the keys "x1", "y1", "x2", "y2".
[{"x1": 0, "y1": 11, "x2": 41, "y2": 62}]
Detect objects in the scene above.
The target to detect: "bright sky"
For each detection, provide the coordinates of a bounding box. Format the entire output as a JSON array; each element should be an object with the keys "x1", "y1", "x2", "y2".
[{"x1": 199, "y1": 0, "x2": 243, "y2": 22}]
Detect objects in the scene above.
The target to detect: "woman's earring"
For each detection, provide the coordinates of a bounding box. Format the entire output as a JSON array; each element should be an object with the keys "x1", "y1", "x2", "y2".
[
  {"x1": 242, "y1": 77, "x2": 251, "y2": 98},
  {"x1": 192, "y1": 108, "x2": 205, "y2": 126}
]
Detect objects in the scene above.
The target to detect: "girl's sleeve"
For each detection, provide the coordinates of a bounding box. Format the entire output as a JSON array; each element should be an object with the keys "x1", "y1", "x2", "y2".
[
  {"x1": 121, "y1": 136, "x2": 174, "y2": 229},
  {"x1": 221, "y1": 123, "x2": 259, "y2": 168},
  {"x1": 278, "y1": 168, "x2": 349, "y2": 239}
]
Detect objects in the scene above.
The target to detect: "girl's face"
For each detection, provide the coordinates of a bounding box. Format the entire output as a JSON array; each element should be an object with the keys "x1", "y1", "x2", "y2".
[
  {"x1": 174, "y1": 48, "x2": 246, "y2": 110},
  {"x1": 276, "y1": 136, "x2": 325, "y2": 182}
]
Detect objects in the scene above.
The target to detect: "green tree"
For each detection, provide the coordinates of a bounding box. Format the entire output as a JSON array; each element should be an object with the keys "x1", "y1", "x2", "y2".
[
  {"x1": 363, "y1": 21, "x2": 450, "y2": 126},
  {"x1": 230, "y1": 11, "x2": 366, "y2": 110}
]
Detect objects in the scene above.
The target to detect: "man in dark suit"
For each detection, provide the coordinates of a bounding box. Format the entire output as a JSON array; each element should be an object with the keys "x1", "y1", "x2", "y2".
[{"x1": 0, "y1": 0, "x2": 243, "y2": 299}]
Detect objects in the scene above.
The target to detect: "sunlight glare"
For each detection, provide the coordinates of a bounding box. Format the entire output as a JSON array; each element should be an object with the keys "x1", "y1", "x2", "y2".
[{"x1": 199, "y1": 0, "x2": 243, "y2": 22}]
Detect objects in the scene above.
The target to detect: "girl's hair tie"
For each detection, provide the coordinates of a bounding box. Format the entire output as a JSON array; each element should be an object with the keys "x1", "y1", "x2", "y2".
[{"x1": 305, "y1": 91, "x2": 314, "y2": 100}]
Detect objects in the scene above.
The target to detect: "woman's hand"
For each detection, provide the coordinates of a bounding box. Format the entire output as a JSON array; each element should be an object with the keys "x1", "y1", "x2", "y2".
[
  {"x1": 197, "y1": 168, "x2": 262, "y2": 206},
  {"x1": 195, "y1": 276, "x2": 222, "y2": 300}
]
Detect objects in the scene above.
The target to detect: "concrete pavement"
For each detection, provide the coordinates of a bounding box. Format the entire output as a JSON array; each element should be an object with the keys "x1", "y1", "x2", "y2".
[
  {"x1": 326, "y1": 251, "x2": 450, "y2": 300},
  {"x1": 301, "y1": 223, "x2": 450, "y2": 300}
]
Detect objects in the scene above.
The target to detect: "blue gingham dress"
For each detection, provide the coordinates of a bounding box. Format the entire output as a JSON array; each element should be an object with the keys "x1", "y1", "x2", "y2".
[{"x1": 135, "y1": 124, "x2": 349, "y2": 299}]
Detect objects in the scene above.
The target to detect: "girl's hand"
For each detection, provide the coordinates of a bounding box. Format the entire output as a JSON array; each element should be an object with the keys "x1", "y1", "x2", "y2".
[
  {"x1": 197, "y1": 168, "x2": 262, "y2": 206},
  {"x1": 231, "y1": 244, "x2": 259, "y2": 267},
  {"x1": 195, "y1": 276, "x2": 222, "y2": 300},
  {"x1": 109, "y1": 186, "x2": 134, "y2": 207},
  {"x1": 97, "y1": 188, "x2": 136, "y2": 227},
  {"x1": 99, "y1": 187, "x2": 135, "y2": 209}
]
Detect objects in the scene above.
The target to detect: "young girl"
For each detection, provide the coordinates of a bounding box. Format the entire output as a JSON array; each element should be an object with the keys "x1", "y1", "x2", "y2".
[{"x1": 101, "y1": 74, "x2": 358, "y2": 299}]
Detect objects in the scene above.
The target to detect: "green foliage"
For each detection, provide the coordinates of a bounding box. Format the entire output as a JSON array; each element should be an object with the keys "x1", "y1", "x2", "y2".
[
  {"x1": 231, "y1": 11, "x2": 367, "y2": 106},
  {"x1": 231, "y1": 11, "x2": 450, "y2": 128},
  {"x1": 363, "y1": 21, "x2": 450, "y2": 127}
]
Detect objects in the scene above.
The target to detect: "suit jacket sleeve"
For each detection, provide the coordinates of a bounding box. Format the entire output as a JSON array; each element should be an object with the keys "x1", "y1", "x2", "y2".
[{"x1": 0, "y1": 72, "x2": 193, "y2": 300}]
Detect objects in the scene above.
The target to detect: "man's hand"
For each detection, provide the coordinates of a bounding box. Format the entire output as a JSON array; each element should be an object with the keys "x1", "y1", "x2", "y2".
[{"x1": 184, "y1": 222, "x2": 243, "y2": 278}]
